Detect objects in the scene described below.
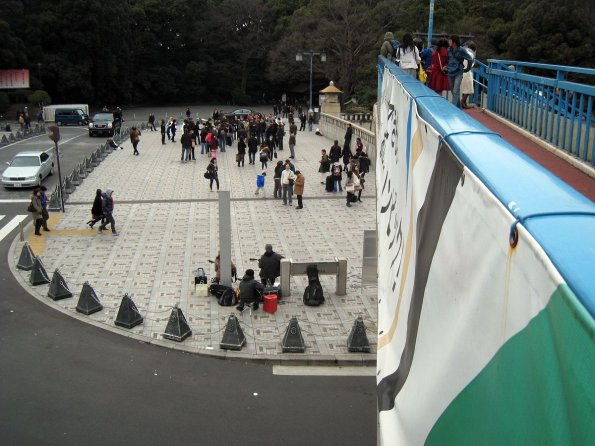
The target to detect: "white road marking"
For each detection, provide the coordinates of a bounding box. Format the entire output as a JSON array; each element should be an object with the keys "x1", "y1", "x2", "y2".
[
  {"x1": 272, "y1": 365, "x2": 376, "y2": 377},
  {"x1": 0, "y1": 215, "x2": 27, "y2": 242},
  {"x1": 0, "y1": 130, "x2": 87, "y2": 151},
  {"x1": 0, "y1": 199, "x2": 31, "y2": 203},
  {"x1": 0, "y1": 215, "x2": 4, "y2": 221}
]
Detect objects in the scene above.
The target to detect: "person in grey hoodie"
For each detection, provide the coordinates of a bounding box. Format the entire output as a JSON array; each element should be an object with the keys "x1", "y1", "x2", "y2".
[{"x1": 98, "y1": 188, "x2": 117, "y2": 235}]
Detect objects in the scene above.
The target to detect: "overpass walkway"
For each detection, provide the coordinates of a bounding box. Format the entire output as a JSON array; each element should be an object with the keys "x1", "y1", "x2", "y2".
[{"x1": 466, "y1": 108, "x2": 595, "y2": 202}]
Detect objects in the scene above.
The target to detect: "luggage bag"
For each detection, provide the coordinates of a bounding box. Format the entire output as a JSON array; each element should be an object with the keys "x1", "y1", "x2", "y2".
[{"x1": 325, "y1": 175, "x2": 334, "y2": 192}]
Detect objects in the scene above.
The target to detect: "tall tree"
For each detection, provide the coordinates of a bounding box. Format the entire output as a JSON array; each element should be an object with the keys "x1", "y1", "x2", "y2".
[
  {"x1": 268, "y1": 0, "x2": 401, "y2": 104},
  {"x1": 201, "y1": 0, "x2": 275, "y2": 102},
  {"x1": 504, "y1": 0, "x2": 594, "y2": 68}
]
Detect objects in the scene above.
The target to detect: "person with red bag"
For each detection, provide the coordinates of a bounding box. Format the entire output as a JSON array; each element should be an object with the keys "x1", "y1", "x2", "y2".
[{"x1": 428, "y1": 37, "x2": 451, "y2": 96}]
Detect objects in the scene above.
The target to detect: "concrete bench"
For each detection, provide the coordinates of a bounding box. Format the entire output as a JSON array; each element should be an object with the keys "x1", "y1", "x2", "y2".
[{"x1": 280, "y1": 257, "x2": 347, "y2": 297}]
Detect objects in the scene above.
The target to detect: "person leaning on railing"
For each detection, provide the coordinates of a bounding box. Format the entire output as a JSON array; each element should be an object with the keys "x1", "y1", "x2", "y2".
[{"x1": 447, "y1": 34, "x2": 473, "y2": 108}]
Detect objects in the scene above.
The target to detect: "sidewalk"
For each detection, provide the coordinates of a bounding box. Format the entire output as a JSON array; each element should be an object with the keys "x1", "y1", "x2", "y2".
[{"x1": 10, "y1": 125, "x2": 378, "y2": 365}]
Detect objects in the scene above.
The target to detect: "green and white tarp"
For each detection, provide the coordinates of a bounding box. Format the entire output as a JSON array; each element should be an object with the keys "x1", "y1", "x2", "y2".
[{"x1": 376, "y1": 63, "x2": 595, "y2": 445}]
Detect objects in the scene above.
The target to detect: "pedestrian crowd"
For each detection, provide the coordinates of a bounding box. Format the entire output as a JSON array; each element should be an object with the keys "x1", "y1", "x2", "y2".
[
  {"x1": 381, "y1": 32, "x2": 476, "y2": 109},
  {"x1": 78, "y1": 101, "x2": 369, "y2": 240}
]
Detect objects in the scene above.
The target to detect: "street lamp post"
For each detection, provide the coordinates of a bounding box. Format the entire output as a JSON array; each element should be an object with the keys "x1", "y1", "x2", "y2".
[
  {"x1": 295, "y1": 50, "x2": 326, "y2": 114},
  {"x1": 427, "y1": 0, "x2": 435, "y2": 48},
  {"x1": 47, "y1": 126, "x2": 65, "y2": 212}
]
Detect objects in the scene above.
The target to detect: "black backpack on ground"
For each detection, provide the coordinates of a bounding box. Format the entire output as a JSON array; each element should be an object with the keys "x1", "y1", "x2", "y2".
[
  {"x1": 325, "y1": 175, "x2": 334, "y2": 192},
  {"x1": 303, "y1": 265, "x2": 325, "y2": 306},
  {"x1": 218, "y1": 288, "x2": 238, "y2": 306},
  {"x1": 209, "y1": 283, "x2": 233, "y2": 298}
]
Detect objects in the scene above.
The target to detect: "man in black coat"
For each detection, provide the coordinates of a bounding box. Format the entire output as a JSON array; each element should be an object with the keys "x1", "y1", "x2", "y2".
[
  {"x1": 258, "y1": 244, "x2": 283, "y2": 286},
  {"x1": 329, "y1": 140, "x2": 342, "y2": 163},
  {"x1": 236, "y1": 269, "x2": 265, "y2": 311},
  {"x1": 344, "y1": 123, "x2": 353, "y2": 148}
]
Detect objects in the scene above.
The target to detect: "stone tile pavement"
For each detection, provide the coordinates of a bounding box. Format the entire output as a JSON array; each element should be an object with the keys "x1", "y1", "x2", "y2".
[{"x1": 11, "y1": 123, "x2": 378, "y2": 364}]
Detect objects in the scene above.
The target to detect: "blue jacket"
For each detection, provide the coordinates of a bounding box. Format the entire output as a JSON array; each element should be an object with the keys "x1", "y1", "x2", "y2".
[
  {"x1": 256, "y1": 174, "x2": 265, "y2": 188},
  {"x1": 419, "y1": 48, "x2": 433, "y2": 71},
  {"x1": 447, "y1": 47, "x2": 472, "y2": 77}
]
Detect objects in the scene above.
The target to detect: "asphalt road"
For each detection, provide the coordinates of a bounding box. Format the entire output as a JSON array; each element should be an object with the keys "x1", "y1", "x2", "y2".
[{"x1": 0, "y1": 106, "x2": 377, "y2": 445}]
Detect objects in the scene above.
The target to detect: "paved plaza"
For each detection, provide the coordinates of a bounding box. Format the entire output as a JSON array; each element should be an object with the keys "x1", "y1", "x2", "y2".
[{"x1": 11, "y1": 122, "x2": 378, "y2": 364}]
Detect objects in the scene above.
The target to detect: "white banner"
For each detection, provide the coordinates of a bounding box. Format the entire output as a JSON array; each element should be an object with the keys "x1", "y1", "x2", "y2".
[{"x1": 375, "y1": 68, "x2": 568, "y2": 445}]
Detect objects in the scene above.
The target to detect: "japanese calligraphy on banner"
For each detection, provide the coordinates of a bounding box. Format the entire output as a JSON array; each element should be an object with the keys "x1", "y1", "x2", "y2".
[{"x1": 375, "y1": 67, "x2": 594, "y2": 445}]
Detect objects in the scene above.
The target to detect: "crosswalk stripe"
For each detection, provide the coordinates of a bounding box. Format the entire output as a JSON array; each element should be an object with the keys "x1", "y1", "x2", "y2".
[
  {"x1": 0, "y1": 215, "x2": 28, "y2": 242},
  {"x1": 0, "y1": 215, "x2": 4, "y2": 222}
]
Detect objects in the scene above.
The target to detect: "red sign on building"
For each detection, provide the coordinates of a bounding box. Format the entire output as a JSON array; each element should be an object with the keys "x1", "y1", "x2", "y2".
[{"x1": 0, "y1": 69, "x2": 30, "y2": 89}]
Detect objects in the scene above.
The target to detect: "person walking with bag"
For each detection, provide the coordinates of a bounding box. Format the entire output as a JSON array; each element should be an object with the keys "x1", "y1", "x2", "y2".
[
  {"x1": 207, "y1": 158, "x2": 219, "y2": 192},
  {"x1": 39, "y1": 185, "x2": 50, "y2": 231},
  {"x1": 29, "y1": 188, "x2": 44, "y2": 236},
  {"x1": 395, "y1": 33, "x2": 421, "y2": 78},
  {"x1": 87, "y1": 188, "x2": 104, "y2": 229},
  {"x1": 428, "y1": 38, "x2": 450, "y2": 96},
  {"x1": 259, "y1": 144, "x2": 270, "y2": 170},
  {"x1": 130, "y1": 126, "x2": 141, "y2": 155},
  {"x1": 98, "y1": 188, "x2": 117, "y2": 236}
]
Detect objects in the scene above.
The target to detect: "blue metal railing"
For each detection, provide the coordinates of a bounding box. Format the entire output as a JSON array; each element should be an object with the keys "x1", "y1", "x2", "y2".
[
  {"x1": 484, "y1": 60, "x2": 595, "y2": 165},
  {"x1": 378, "y1": 55, "x2": 595, "y2": 314}
]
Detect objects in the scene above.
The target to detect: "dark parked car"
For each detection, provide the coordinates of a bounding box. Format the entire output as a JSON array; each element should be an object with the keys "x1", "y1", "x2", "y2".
[
  {"x1": 88, "y1": 112, "x2": 122, "y2": 137},
  {"x1": 55, "y1": 108, "x2": 89, "y2": 126},
  {"x1": 223, "y1": 108, "x2": 256, "y2": 118}
]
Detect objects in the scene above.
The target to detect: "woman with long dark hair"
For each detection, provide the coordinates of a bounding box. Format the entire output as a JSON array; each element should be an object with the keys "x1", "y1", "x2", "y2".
[{"x1": 396, "y1": 33, "x2": 421, "y2": 78}]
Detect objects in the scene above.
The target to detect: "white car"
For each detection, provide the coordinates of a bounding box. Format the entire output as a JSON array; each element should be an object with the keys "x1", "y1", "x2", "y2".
[{"x1": 2, "y1": 151, "x2": 55, "y2": 188}]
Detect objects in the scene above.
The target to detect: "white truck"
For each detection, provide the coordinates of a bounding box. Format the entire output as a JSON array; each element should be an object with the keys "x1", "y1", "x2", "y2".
[{"x1": 43, "y1": 104, "x2": 90, "y2": 122}]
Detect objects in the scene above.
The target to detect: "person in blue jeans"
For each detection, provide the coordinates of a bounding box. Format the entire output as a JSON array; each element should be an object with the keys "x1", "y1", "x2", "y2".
[
  {"x1": 447, "y1": 34, "x2": 472, "y2": 108},
  {"x1": 331, "y1": 162, "x2": 343, "y2": 192}
]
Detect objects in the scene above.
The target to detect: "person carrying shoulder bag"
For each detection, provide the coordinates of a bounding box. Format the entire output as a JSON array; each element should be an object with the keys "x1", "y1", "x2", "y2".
[{"x1": 28, "y1": 188, "x2": 44, "y2": 236}]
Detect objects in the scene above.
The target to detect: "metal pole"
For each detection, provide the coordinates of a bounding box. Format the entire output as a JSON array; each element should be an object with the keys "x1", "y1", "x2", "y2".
[
  {"x1": 218, "y1": 191, "x2": 232, "y2": 286},
  {"x1": 54, "y1": 141, "x2": 64, "y2": 212},
  {"x1": 309, "y1": 51, "x2": 314, "y2": 113},
  {"x1": 427, "y1": 0, "x2": 435, "y2": 48}
]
